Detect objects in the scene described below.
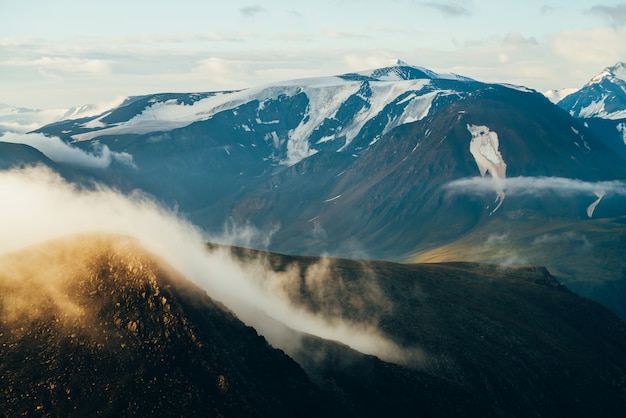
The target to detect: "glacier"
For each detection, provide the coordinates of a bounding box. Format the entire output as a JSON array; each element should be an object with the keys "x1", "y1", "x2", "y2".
[{"x1": 66, "y1": 62, "x2": 478, "y2": 166}]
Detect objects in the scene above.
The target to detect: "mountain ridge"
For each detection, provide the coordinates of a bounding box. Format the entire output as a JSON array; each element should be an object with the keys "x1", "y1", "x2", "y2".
[
  {"x1": 2, "y1": 234, "x2": 626, "y2": 417},
  {"x1": 557, "y1": 61, "x2": 626, "y2": 119}
]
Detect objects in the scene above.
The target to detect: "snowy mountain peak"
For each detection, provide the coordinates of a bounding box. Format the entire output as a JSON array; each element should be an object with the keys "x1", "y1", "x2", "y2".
[
  {"x1": 340, "y1": 61, "x2": 475, "y2": 83},
  {"x1": 606, "y1": 61, "x2": 626, "y2": 81},
  {"x1": 543, "y1": 88, "x2": 577, "y2": 104},
  {"x1": 34, "y1": 61, "x2": 489, "y2": 168},
  {"x1": 395, "y1": 59, "x2": 412, "y2": 67},
  {"x1": 588, "y1": 62, "x2": 626, "y2": 86},
  {"x1": 557, "y1": 61, "x2": 626, "y2": 120}
]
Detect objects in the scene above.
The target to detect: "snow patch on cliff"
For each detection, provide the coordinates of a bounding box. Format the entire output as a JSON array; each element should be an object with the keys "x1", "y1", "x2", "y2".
[
  {"x1": 587, "y1": 190, "x2": 606, "y2": 218},
  {"x1": 467, "y1": 125, "x2": 507, "y2": 215}
]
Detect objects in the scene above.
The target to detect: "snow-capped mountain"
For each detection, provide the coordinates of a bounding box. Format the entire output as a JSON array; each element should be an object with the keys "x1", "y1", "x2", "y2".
[
  {"x1": 31, "y1": 60, "x2": 625, "y2": 251},
  {"x1": 43, "y1": 60, "x2": 482, "y2": 167},
  {"x1": 558, "y1": 62, "x2": 626, "y2": 119},
  {"x1": 14, "y1": 61, "x2": 626, "y2": 320},
  {"x1": 0, "y1": 101, "x2": 122, "y2": 134},
  {"x1": 5, "y1": 61, "x2": 626, "y2": 416},
  {"x1": 543, "y1": 88, "x2": 577, "y2": 104},
  {"x1": 556, "y1": 62, "x2": 626, "y2": 160}
]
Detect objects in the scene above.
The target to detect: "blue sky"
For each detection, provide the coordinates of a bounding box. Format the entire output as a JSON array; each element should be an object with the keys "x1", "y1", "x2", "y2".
[{"x1": 1, "y1": 0, "x2": 625, "y2": 108}]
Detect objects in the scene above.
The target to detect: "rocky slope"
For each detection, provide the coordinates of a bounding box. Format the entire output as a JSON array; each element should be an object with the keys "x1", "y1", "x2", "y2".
[{"x1": 2, "y1": 235, "x2": 626, "y2": 417}]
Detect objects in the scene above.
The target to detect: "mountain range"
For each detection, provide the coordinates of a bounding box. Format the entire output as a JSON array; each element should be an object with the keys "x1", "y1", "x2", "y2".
[
  {"x1": 2, "y1": 234, "x2": 625, "y2": 417},
  {"x1": 5, "y1": 60, "x2": 622, "y2": 319},
  {"x1": 2, "y1": 60, "x2": 626, "y2": 415},
  {"x1": 0, "y1": 102, "x2": 117, "y2": 135}
]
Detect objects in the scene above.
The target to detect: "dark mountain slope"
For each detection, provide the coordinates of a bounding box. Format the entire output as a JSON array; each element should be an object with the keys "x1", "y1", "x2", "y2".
[
  {"x1": 580, "y1": 117, "x2": 626, "y2": 160},
  {"x1": 30, "y1": 64, "x2": 626, "y2": 261},
  {"x1": 13, "y1": 61, "x2": 626, "y2": 363},
  {"x1": 411, "y1": 214, "x2": 626, "y2": 320},
  {"x1": 0, "y1": 142, "x2": 106, "y2": 187},
  {"x1": 227, "y1": 246, "x2": 626, "y2": 417},
  {"x1": 0, "y1": 235, "x2": 327, "y2": 417},
  {"x1": 556, "y1": 62, "x2": 626, "y2": 160},
  {"x1": 216, "y1": 85, "x2": 626, "y2": 259},
  {"x1": 0, "y1": 142, "x2": 55, "y2": 170},
  {"x1": 2, "y1": 236, "x2": 626, "y2": 416},
  {"x1": 558, "y1": 62, "x2": 626, "y2": 120}
]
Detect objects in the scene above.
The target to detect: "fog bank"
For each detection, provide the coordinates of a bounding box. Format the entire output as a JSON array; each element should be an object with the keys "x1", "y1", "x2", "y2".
[{"x1": 0, "y1": 165, "x2": 416, "y2": 365}]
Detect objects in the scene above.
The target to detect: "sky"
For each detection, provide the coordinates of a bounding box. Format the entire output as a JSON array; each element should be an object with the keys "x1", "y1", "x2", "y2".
[{"x1": 1, "y1": 0, "x2": 626, "y2": 109}]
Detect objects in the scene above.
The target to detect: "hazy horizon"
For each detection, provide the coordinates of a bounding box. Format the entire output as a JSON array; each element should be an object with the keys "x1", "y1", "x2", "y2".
[{"x1": 2, "y1": 0, "x2": 626, "y2": 109}]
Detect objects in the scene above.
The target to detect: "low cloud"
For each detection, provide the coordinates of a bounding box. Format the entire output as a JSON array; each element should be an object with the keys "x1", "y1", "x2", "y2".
[
  {"x1": 0, "y1": 99, "x2": 124, "y2": 134},
  {"x1": 533, "y1": 231, "x2": 592, "y2": 249},
  {"x1": 0, "y1": 166, "x2": 416, "y2": 366},
  {"x1": 446, "y1": 176, "x2": 626, "y2": 197},
  {"x1": 218, "y1": 219, "x2": 280, "y2": 250},
  {"x1": 486, "y1": 232, "x2": 509, "y2": 244},
  {"x1": 589, "y1": 3, "x2": 626, "y2": 28},
  {"x1": 0, "y1": 132, "x2": 135, "y2": 169}
]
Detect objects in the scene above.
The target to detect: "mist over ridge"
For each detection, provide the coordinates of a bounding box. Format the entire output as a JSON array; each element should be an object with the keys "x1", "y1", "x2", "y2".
[{"x1": 0, "y1": 165, "x2": 413, "y2": 364}]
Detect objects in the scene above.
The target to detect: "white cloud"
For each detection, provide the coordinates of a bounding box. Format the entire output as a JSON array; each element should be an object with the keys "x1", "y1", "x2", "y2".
[
  {"x1": 7, "y1": 56, "x2": 112, "y2": 75},
  {"x1": 0, "y1": 166, "x2": 418, "y2": 365},
  {"x1": 533, "y1": 231, "x2": 591, "y2": 248},
  {"x1": 0, "y1": 98, "x2": 124, "y2": 134},
  {"x1": 0, "y1": 132, "x2": 134, "y2": 169},
  {"x1": 463, "y1": 32, "x2": 539, "y2": 48},
  {"x1": 192, "y1": 57, "x2": 253, "y2": 88},
  {"x1": 343, "y1": 53, "x2": 397, "y2": 72},
  {"x1": 1, "y1": 23, "x2": 625, "y2": 109},
  {"x1": 549, "y1": 27, "x2": 626, "y2": 66},
  {"x1": 219, "y1": 219, "x2": 280, "y2": 250},
  {"x1": 446, "y1": 176, "x2": 626, "y2": 197},
  {"x1": 433, "y1": 26, "x2": 626, "y2": 90},
  {"x1": 38, "y1": 57, "x2": 110, "y2": 74}
]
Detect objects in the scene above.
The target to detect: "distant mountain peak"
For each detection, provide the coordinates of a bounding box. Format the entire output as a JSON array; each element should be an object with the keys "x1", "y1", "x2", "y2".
[
  {"x1": 612, "y1": 61, "x2": 626, "y2": 70},
  {"x1": 340, "y1": 61, "x2": 474, "y2": 83},
  {"x1": 588, "y1": 61, "x2": 626, "y2": 86},
  {"x1": 543, "y1": 88, "x2": 577, "y2": 104},
  {"x1": 557, "y1": 61, "x2": 626, "y2": 119},
  {"x1": 395, "y1": 59, "x2": 412, "y2": 67}
]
